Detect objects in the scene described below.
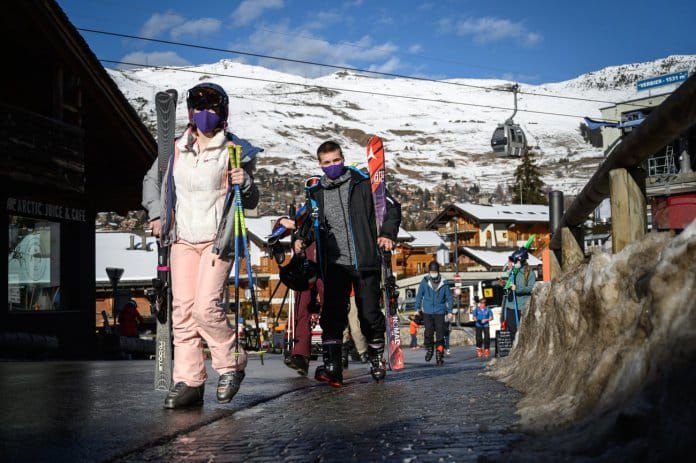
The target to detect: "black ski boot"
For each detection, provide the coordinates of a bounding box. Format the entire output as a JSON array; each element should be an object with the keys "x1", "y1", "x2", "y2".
[
  {"x1": 164, "y1": 382, "x2": 204, "y2": 409},
  {"x1": 368, "y1": 343, "x2": 387, "y2": 382},
  {"x1": 288, "y1": 354, "x2": 309, "y2": 376},
  {"x1": 425, "y1": 345, "x2": 434, "y2": 362},
  {"x1": 341, "y1": 342, "x2": 351, "y2": 370},
  {"x1": 314, "y1": 344, "x2": 343, "y2": 388},
  {"x1": 436, "y1": 346, "x2": 445, "y2": 366},
  {"x1": 217, "y1": 370, "x2": 245, "y2": 403}
]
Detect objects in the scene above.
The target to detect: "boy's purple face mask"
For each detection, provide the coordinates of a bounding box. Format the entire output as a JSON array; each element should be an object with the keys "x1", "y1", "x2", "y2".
[{"x1": 322, "y1": 162, "x2": 345, "y2": 180}]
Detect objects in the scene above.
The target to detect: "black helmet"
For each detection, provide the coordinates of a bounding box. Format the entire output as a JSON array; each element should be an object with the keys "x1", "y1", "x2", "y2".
[
  {"x1": 428, "y1": 261, "x2": 440, "y2": 272},
  {"x1": 509, "y1": 247, "x2": 529, "y2": 264},
  {"x1": 279, "y1": 254, "x2": 318, "y2": 291},
  {"x1": 186, "y1": 83, "x2": 229, "y2": 125}
]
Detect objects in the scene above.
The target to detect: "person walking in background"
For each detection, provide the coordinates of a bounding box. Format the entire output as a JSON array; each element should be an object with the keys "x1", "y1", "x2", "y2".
[
  {"x1": 503, "y1": 247, "x2": 537, "y2": 341},
  {"x1": 285, "y1": 243, "x2": 323, "y2": 376},
  {"x1": 443, "y1": 312, "x2": 452, "y2": 356},
  {"x1": 408, "y1": 315, "x2": 419, "y2": 350},
  {"x1": 414, "y1": 261, "x2": 453, "y2": 366},
  {"x1": 117, "y1": 300, "x2": 144, "y2": 338},
  {"x1": 473, "y1": 297, "x2": 493, "y2": 358}
]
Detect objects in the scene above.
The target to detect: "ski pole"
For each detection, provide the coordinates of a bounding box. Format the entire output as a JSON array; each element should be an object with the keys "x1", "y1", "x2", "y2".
[
  {"x1": 231, "y1": 146, "x2": 265, "y2": 359},
  {"x1": 230, "y1": 146, "x2": 242, "y2": 358},
  {"x1": 512, "y1": 290, "x2": 520, "y2": 328}
]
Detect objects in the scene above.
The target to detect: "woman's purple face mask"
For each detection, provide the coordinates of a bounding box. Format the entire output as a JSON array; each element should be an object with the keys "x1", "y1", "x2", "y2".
[{"x1": 193, "y1": 110, "x2": 221, "y2": 133}]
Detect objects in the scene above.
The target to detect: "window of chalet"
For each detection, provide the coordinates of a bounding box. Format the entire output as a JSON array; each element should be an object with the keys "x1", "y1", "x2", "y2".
[{"x1": 8, "y1": 216, "x2": 62, "y2": 311}]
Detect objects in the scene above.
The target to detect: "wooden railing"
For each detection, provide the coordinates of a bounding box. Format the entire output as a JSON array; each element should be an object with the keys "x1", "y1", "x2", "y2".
[{"x1": 549, "y1": 72, "x2": 696, "y2": 275}]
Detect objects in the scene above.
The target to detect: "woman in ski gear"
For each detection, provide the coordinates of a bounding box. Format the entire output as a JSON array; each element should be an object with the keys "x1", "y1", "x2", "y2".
[
  {"x1": 503, "y1": 247, "x2": 536, "y2": 340},
  {"x1": 292, "y1": 141, "x2": 401, "y2": 386},
  {"x1": 473, "y1": 297, "x2": 493, "y2": 358},
  {"x1": 414, "y1": 261, "x2": 453, "y2": 366},
  {"x1": 142, "y1": 82, "x2": 261, "y2": 409}
]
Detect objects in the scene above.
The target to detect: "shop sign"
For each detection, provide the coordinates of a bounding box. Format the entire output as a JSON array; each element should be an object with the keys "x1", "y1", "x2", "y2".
[{"x1": 6, "y1": 197, "x2": 87, "y2": 222}]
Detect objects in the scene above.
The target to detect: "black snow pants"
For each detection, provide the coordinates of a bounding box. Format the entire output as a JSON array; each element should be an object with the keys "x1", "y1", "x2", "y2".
[
  {"x1": 423, "y1": 313, "x2": 446, "y2": 349},
  {"x1": 320, "y1": 264, "x2": 385, "y2": 346},
  {"x1": 505, "y1": 308, "x2": 523, "y2": 341}
]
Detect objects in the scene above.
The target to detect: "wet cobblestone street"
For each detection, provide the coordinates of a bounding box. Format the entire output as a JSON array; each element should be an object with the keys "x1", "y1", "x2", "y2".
[{"x1": 120, "y1": 348, "x2": 522, "y2": 462}]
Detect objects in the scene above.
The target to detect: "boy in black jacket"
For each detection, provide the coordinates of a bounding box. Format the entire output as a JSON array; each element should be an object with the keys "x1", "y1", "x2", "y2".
[{"x1": 293, "y1": 140, "x2": 401, "y2": 386}]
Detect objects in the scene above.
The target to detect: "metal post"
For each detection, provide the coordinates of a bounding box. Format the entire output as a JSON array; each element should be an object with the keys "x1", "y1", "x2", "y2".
[
  {"x1": 454, "y1": 220, "x2": 459, "y2": 274},
  {"x1": 454, "y1": 220, "x2": 460, "y2": 319},
  {"x1": 549, "y1": 190, "x2": 564, "y2": 265}
]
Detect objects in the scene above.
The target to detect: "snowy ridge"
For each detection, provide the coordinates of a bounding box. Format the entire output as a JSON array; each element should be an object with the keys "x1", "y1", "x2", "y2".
[{"x1": 108, "y1": 55, "x2": 695, "y2": 194}]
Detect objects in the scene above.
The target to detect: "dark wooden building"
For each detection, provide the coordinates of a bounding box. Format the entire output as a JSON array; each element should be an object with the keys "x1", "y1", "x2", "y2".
[{"x1": 1, "y1": 0, "x2": 155, "y2": 354}]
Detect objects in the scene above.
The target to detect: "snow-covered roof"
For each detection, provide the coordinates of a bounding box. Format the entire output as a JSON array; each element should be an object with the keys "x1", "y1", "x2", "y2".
[
  {"x1": 95, "y1": 232, "x2": 157, "y2": 284},
  {"x1": 455, "y1": 202, "x2": 549, "y2": 223},
  {"x1": 245, "y1": 216, "x2": 288, "y2": 244},
  {"x1": 397, "y1": 228, "x2": 413, "y2": 241},
  {"x1": 462, "y1": 247, "x2": 542, "y2": 268},
  {"x1": 404, "y1": 231, "x2": 446, "y2": 248}
]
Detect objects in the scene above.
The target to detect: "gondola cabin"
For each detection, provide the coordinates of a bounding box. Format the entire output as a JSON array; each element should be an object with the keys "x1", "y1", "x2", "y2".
[{"x1": 491, "y1": 122, "x2": 528, "y2": 157}]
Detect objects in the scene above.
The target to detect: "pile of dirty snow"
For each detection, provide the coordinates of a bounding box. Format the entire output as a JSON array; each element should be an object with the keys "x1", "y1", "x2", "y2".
[{"x1": 490, "y1": 220, "x2": 696, "y2": 439}]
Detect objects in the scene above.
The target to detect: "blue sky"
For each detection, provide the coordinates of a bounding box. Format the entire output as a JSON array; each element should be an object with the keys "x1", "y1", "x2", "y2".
[{"x1": 59, "y1": 0, "x2": 695, "y2": 83}]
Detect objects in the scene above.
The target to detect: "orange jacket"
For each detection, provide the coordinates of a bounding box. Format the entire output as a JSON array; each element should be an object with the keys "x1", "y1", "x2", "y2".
[{"x1": 409, "y1": 321, "x2": 418, "y2": 335}]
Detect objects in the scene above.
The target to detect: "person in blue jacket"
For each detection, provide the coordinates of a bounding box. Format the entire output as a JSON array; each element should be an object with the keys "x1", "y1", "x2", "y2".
[
  {"x1": 414, "y1": 261, "x2": 453, "y2": 366},
  {"x1": 502, "y1": 247, "x2": 536, "y2": 340},
  {"x1": 472, "y1": 297, "x2": 493, "y2": 359}
]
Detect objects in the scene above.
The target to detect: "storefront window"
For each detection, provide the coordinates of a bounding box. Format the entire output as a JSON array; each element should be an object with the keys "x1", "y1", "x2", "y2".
[{"x1": 8, "y1": 216, "x2": 61, "y2": 311}]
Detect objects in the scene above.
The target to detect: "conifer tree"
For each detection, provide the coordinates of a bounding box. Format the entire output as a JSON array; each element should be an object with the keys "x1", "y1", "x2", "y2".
[{"x1": 511, "y1": 150, "x2": 547, "y2": 204}]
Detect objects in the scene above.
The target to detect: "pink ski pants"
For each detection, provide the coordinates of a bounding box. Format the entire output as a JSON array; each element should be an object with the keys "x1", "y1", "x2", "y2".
[{"x1": 170, "y1": 240, "x2": 246, "y2": 386}]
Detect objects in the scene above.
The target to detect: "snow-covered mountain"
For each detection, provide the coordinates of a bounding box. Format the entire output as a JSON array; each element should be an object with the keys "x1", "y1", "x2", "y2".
[{"x1": 109, "y1": 55, "x2": 696, "y2": 195}]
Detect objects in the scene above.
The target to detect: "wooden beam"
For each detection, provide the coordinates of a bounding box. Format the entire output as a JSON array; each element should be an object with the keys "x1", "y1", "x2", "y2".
[
  {"x1": 561, "y1": 227, "x2": 584, "y2": 270},
  {"x1": 609, "y1": 168, "x2": 646, "y2": 253}
]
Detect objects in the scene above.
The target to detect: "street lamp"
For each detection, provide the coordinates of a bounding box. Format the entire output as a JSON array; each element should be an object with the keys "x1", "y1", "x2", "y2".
[{"x1": 105, "y1": 267, "x2": 124, "y2": 322}]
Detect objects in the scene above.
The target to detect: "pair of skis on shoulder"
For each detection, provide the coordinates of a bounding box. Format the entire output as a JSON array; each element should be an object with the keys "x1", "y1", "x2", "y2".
[{"x1": 153, "y1": 90, "x2": 177, "y2": 391}]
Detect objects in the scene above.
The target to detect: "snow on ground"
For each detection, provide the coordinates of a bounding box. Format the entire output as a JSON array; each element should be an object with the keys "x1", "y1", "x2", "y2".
[
  {"x1": 490, "y1": 221, "x2": 696, "y2": 433},
  {"x1": 109, "y1": 55, "x2": 696, "y2": 194}
]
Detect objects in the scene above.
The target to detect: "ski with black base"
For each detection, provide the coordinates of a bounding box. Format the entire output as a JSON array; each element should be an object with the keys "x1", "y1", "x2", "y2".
[{"x1": 153, "y1": 89, "x2": 177, "y2": 391}]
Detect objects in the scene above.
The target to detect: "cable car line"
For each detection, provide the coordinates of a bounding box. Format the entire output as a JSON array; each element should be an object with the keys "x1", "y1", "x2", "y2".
[{"x1": 81, "y1": 27, "x2": 650, "y2": 109}]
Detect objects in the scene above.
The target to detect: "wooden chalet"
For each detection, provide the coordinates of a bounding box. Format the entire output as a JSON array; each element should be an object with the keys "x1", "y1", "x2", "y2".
[{"x1": 2, "y1": 0, "x2": 155, "y2": 354}]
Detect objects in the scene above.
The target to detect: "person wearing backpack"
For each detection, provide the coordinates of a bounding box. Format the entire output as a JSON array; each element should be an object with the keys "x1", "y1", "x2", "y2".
[
  {"x1": 503, "y1": 247, "x2": 536, "y2": 340},
  {"x1": 414, "y1": 261, "x2": 453, "y2": 366},
  {"x1": 291, "y1": 141, "x2": 402, "y2": 386},
  {"x1": 142, "y1": 83, "x2": 261, "y2": 409}
]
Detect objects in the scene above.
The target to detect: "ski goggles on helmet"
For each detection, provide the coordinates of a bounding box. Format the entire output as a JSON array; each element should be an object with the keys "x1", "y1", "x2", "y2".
[
  {"x1": 186, "y1": 87, "x2": 226, "y2": 111},
  {"x1": 304, "y1": 176, "x2": 320, "y2": 190}
]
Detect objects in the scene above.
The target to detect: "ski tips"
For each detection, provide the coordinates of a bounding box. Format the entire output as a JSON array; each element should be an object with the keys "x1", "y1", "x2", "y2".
[{"x1": 524, "y1": 234, "x2": 536, "y2": 248}]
